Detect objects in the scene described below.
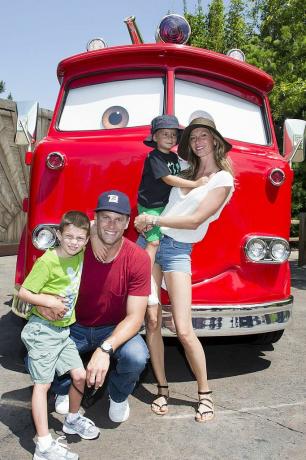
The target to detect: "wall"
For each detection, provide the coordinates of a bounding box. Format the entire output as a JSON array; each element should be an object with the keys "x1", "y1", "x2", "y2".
[{"x1": 0, "y1": 99, "x2": 52, "y2": 253}]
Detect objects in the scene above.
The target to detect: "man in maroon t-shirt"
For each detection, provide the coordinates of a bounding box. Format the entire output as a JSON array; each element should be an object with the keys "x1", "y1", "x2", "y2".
[{"x1": 39, "y1": 191, "x2": 151, "y2": 423}]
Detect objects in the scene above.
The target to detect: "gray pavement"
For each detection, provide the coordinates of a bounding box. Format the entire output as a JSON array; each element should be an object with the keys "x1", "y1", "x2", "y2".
[{"x1": 0, "y1": 252, "x2": 305, "y2": 460}]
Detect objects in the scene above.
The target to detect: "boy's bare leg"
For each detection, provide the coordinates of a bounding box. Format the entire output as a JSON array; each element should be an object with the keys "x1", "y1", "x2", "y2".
[
  {"x1": 145, "y1": 241, "x2": 159, "y2": 270},
  {"x1": 32, "y1": 383, "x2": 51, "y2": 436},
  {"x1": 69, "y1": 367, "x2": 86, "y2": 413}
]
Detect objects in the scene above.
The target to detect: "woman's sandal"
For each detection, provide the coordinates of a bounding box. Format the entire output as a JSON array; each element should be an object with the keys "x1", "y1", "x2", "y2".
[
  {"x1": 151, "y1": 385, "x2": 169, "y2": 415},
  {"x1": 195, "y1": 390, "x2": 214, "y2": 423}
]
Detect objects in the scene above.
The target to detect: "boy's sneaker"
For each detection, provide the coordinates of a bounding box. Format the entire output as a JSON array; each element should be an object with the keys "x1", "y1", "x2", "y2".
[
  {"x1": 109, "y1": 396, "x2": 130, "y2": 423},
  {"x1": 63, "y1": 414, "x2": 100, "y2": 440},
  {"x1": 55, "y1": 394, "x2": 69, "y2": 415},
  {"x1": 33, "y1": 436, "x2": 78, "y2": 460}
]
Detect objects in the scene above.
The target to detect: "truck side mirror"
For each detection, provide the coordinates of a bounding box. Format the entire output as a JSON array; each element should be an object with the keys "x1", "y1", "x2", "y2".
[
  {"x1": 283, "y1": 119, "x2": 306, "y2": 163},
  {"x1": 15, "y1": 101, "x2": 39, "y2": 149}
]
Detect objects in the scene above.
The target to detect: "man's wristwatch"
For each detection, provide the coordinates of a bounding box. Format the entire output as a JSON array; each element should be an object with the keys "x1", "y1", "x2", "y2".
[{"x1": 100, "y1": 341, "x2": 113, "y2": 356}]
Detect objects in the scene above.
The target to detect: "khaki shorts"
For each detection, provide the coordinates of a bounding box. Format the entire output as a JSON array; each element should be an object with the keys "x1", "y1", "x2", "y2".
[{"x1": 21, "y1": 315, "x2": 84, "y2": 384}]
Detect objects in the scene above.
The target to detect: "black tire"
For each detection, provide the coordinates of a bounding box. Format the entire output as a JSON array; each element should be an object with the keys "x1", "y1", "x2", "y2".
[{"x1": 250, "y1": 330, "x2": 284, "y2": 344}]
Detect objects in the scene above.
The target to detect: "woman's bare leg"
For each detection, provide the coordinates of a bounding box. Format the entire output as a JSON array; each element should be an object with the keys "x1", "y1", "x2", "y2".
[
  {"x1": 145, "y1": 264, "x2": 168, "y2": 413},
  {"x1": 164, "y1": 271, "x2": 213, "y2": 421}
]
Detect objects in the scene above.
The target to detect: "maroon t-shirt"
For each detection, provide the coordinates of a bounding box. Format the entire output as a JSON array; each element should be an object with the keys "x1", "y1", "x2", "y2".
[{"x1": 76, "y1": 238, "x2": 151, "y2": 327}]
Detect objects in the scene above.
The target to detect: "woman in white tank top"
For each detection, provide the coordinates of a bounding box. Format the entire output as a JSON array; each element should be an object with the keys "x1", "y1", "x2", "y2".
[{"x1": 135, "y1": 115, "x2": 234, "y2": 423}]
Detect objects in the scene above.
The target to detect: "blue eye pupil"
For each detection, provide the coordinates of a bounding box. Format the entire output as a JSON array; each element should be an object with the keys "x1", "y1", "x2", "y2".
[{"x1": 109, "y1": 112, "x2": 122, "y2": 125}]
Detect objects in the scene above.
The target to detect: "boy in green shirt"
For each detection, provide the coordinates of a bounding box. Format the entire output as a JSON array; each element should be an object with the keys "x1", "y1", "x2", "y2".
[{"x1": 19, "y1": 211, "x2": 99, "y2": 460}]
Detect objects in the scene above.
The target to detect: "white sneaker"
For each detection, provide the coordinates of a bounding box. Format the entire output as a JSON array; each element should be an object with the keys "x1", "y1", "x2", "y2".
[
  {"x1": 63, "y1": 414, "x2": 100, "y2": 440},
  {"x1": 147, "y1": 275, "x2": 160, "y2": 306},
  {"x1": 55, "y1": 394, "x2": 69, "y2": 415},
  {"x1": 33, "y1": 436, "x2": 78, "y2": 459},
  {"x1": 109, "y1": 397, "x2": 130, "y2": 423}
]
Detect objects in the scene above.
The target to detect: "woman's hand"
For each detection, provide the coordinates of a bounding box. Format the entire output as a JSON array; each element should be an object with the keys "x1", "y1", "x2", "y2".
[{"x1": 134, "y1": 213, "x2": 154, "y2": 233}]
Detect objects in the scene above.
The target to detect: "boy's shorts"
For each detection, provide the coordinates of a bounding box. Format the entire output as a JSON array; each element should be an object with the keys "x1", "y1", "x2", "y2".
[
  {"x1": 21, "y1": 315, "x2": 84, "y2": 384},
  {"x1": 137, "y1": 204, "x2": 165, "y2": 243}
]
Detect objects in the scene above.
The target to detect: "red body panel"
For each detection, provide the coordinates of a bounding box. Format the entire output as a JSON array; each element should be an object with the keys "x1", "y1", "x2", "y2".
[{"x1": 16, "y1": 43, "x2": 292, "y2": 323}]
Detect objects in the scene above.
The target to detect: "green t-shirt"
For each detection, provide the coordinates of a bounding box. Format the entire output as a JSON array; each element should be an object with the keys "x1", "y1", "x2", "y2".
[{"x1": 22, "y1": 248, "x2": 84, "y2": 327}]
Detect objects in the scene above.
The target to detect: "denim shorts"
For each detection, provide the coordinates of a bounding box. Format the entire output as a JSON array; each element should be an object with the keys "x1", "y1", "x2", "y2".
[{"x1": 137, "y1": 234, "x2": 192, "y2": 274}]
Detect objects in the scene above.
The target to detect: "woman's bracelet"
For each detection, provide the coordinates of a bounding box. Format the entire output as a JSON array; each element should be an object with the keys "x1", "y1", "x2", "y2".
[{"x1": 148, "y1": 215, "x2": 160, "y2": 226}]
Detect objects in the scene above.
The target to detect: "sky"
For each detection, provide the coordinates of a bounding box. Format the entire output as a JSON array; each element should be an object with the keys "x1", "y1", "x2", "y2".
[{"x1": 1, "y1": 0, "x2": 223, "y2": 110}]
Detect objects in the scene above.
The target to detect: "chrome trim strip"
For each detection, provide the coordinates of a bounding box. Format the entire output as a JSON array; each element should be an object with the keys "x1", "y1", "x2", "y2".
[{"x1": 141, "y1": 297, "x2": 293, "y2": 337}]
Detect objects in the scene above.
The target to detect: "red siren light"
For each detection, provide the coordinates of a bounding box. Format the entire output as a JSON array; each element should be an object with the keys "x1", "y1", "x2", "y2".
[
  {"x1": 156, "y1": 14, "x2": 191, "y2": 45},
  {"x1": 269, "y1": 168, "x2": 286, "y2": 186}
]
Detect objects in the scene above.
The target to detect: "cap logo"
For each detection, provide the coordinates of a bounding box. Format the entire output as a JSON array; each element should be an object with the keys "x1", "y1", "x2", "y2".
[{"x1": 108, "y1": 194, "x2": 119, "y2": 203}]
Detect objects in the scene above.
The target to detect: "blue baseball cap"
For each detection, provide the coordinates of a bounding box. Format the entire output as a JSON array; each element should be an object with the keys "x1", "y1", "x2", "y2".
[{"x1": 95, "y1": 190, "x2": 131, "y2": 215}]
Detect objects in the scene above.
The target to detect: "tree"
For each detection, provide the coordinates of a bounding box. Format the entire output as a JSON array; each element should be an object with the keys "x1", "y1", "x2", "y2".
[
  {"x1": 184, "y1": 0, "x2": 209, "y2": 48},
  {"x1": 244, "y1": 0, "x2": 306, "y2": 216},
  {"x1": 225, "y1": 0, "x2": 248, "y2": 51},
  {"x1": 184, "y1": 0, "x2": 305, "y2": 217},
  {"x1": 207, "y1": 0, "x2": 226, "y2": 52},
  {"x1": 0, "y1": 80, "x2": 5, "y2": 94}
]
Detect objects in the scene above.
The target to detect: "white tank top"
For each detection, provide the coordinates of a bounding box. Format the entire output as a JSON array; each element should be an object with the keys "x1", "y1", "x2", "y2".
[{"x1": 161, "y1": 170, "x2": 234, "y2": 243}]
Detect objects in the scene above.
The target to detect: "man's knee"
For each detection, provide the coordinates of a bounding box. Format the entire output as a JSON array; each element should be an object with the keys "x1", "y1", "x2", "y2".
[{"x1": 118, "y1": 339, "x2": 149, "y2": 373}]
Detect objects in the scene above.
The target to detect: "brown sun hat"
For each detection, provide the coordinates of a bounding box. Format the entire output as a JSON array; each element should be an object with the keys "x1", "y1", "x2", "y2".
[{"x1": 178, "y1": 117, "x2": 232, "y2": 160}]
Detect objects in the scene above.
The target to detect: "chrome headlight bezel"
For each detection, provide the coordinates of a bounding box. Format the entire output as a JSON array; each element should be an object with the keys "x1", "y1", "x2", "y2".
[
  {"x1": 32, "y1": 224, "x2": 59, "y2": 250},
  {"x1": 244, "y1": 236, "x2": 290, "y2": 263}
]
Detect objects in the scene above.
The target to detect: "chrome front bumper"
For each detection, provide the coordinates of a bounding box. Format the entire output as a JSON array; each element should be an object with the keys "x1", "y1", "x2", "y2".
[{"x1": 142, "y1": 296, "x2": 293, "y2": 337}]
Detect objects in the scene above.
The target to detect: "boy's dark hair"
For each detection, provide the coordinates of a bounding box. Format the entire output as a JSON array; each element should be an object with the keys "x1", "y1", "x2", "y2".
[{"x1": 59, "y1": 211, "x2": 90, "y2": 236}]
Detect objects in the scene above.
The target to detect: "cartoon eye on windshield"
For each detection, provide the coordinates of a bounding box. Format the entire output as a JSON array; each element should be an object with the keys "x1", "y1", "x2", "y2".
[
  {"x1": 58, "y1": 78, "x2": 164, "y2": 131},
  {"x1": 102, "y1": 106, "x2": 129, "y2": 129}
]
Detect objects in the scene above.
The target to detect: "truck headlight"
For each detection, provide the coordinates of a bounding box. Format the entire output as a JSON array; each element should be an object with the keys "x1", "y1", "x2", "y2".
[
  {"x1": 245, "y1": 238, "x2": 267, "y2": 262},
  {"x1": 270, "y1": 240, "x2": 290, "y2": 262},
  {"x1": 244, "y1": 236, "x2": 290, "y2": 263},
  {"x1": 32, "y1": 225, "x2": 58, "y2": 250}
]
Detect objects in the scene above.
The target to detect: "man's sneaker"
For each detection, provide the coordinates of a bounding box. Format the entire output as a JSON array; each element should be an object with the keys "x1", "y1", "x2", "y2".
[
  {"x1": 33, "y1": 436, "x2": 78, "y2": 460},
  {"x1": 55, "y1": 394, "x2": 69, "y2": 415},
  {"x1": 109, "y1": 396, "x2": 130, "y2": 423},
  {"x1": 63, "y1": 414, "x2": 100, "y2": 440}
]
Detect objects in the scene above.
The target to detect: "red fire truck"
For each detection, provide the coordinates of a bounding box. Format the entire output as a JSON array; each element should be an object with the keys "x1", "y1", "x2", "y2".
[{"x1": 13, "y1": 15, "x2": 305, "y2": 344}]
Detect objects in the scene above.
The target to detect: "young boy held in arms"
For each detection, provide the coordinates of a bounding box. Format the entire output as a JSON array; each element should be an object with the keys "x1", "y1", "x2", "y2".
[{"x1": 138, "y1": 115, "x2": 207, "y2": 303}]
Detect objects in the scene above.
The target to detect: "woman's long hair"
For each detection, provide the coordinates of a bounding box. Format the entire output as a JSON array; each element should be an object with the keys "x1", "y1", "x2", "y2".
[{"x1": 180, "y1": 129, "x2": 233, "y2": 180}]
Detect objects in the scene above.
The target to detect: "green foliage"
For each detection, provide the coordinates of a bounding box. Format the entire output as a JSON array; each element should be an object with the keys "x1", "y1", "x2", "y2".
[
  {"x1": 207, "y1": 0, "x2": 225, "y2": 52},
  {"x1": 292, "y1": 162, "x2": 306, "y2": 216},
  {"x1": 7, "y1": 92, "x2": 13, "y2": 100},
  {"x1": 184, "y1": 1, "x2": 209, "y2": 48},
  {"x1": 0, "y1": 80, "x2": 5, "y2": 93},
  {"x1": 225, "y1": 0, "x2": 247, "y2": 50}
]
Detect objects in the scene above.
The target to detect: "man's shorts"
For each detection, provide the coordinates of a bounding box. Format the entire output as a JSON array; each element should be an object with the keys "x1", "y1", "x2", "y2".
[
  {"x1": 137, "y1": 234, "x2": 192, "y2": 274},
  {"x1": 137, "y1": 204, "x2": 165, "y2": 243},
  {"x1": 21, "y1": 315, "x2": 84, "y2": 384}
]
